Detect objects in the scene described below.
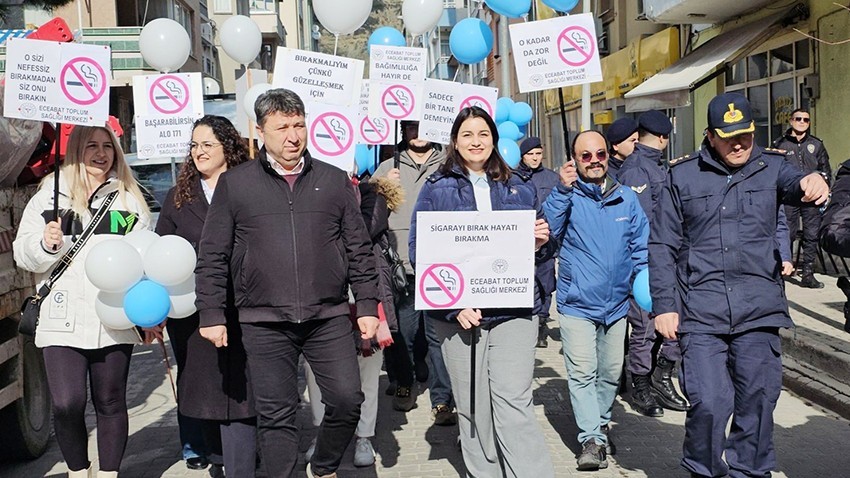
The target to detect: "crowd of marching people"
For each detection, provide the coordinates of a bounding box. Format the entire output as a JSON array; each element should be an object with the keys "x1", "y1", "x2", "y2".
[{"x1": 14, "y1": 86, "x2": 842, "y2": 478}]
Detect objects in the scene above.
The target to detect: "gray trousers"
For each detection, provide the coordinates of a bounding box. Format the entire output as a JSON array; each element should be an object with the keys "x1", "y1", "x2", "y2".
[{"x1": 432, "y1": 317, "x2": 555, "y2": 478}]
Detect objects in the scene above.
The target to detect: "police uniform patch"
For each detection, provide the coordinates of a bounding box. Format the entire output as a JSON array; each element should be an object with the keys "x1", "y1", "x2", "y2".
[
  {"x1": 808, "y1": 144, "x2": 816, "y2": 154},
  {"x1": 669, "y1": 154, "x2": 693, "y2": 166},
  {"x1": 723, "y1": 104, "x2": 744, "y2": 123},
  {"x1": 631, "y1": 184, "x2": 648, "y2": 194}
]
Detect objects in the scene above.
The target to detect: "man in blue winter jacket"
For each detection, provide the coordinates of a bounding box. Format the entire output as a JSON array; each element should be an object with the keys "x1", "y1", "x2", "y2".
[
  {"x1": 651, "y1": 93, "x2": 829, "y2": 478},
  {"x1": 543, "y1": 130, "x2": 648, "y2": 471},
  {"x1": 516, "y1": 136, "x2": 560, "y2": 348}
]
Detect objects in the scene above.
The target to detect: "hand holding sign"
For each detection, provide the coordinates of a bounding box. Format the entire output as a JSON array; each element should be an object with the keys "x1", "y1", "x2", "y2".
[
  {"x1": 534, "y1": 219, "x2": 550, "y2": 250},
  {"x1": 559, "y1": 160, "x2": 578, "y2": 188},
  {"x1": 457, "y1": 308, "x2": 483, "y2": 329}
]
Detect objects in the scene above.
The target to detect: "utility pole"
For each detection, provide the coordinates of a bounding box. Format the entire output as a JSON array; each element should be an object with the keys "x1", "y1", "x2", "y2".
[
  {"x1": 499, "y1": 14, "x2": 511, "y2": 96},
  {"x1": 580, "y1": 0, "x2": 591, "y2": 131}
]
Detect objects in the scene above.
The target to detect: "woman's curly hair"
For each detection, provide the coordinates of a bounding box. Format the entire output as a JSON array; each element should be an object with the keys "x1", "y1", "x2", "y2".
[{"x1": 173, "y1": 115, "x2": 249, "y2": 209}]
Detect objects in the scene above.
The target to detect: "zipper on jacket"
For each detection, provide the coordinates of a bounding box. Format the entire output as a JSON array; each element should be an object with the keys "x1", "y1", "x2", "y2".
[{"x1": 289, "y1": 195, "x2": 302, "y2": 322}]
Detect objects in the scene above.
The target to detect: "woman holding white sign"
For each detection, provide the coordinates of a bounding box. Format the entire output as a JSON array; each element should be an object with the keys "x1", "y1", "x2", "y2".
[{"x1": 408, "y1": 106, "x2": 556, "y2": 478}]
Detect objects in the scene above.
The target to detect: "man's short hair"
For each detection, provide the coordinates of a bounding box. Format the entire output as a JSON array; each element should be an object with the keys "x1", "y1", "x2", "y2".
[
  {"x1": 255, "y1": 88, "x2": 305, "y2": 127},
  {"x1": 790, "y1": 107, "x2": 809, "y2": 118}
]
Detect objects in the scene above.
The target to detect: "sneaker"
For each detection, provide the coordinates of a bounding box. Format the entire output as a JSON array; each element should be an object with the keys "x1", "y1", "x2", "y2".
[
  {"x1": 576, "y1": 439, "x2": 608, "y2": 471},
  {"x1": 304, "y1": 437, "x2": 317, "y2": 463},
  {"x1": 432, "y1": 404, "x2": 457, "y2": 426},
  {"x1": 600, "y1": 424, "x2": 616, "y2": 456},
  {"x1": 209, "y1": 464, "x2": 225, "y2": 478},
  {"x1": 392, "y1": 386, "x2": 417, "y2": 411},
  {"x1": 353, "y1": 437, "x2": 376, "y2": 467}
]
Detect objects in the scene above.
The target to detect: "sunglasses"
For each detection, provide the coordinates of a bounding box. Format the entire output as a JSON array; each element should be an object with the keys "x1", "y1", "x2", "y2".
[
  {"x1": 793, "y1": 116, "x2": 810, "y2": 123},
  {"x1": 577, "y1": 149, "x2": 608, "y2": 162}
]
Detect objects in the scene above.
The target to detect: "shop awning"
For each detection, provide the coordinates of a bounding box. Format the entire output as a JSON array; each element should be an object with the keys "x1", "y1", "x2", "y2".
[{"x1": 624, "y1": 12, "x2": 788, "y2": 112}]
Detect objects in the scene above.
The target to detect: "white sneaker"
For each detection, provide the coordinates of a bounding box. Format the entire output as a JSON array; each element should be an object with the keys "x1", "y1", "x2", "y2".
[{"x1": 353, "y1": 437, "x2": 376, "y2": 467}]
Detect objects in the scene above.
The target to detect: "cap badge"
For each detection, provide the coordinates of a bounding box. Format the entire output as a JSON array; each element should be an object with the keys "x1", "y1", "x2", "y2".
[{"x1": 723, "y1": 104, "x2": 743, "y2": 124}]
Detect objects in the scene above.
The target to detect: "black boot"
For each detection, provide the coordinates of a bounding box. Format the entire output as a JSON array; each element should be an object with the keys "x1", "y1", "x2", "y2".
[
  {"x1": 800, "y1": 263, "x2": 824, "y2": 289},
  {"x1": 651, "y1": 356, "x2": 689, "y2": 411},
  {"x1": 631, "y1": 374, "x2": 663, "y2": 417},
  {"x1": 537, "y1": 318, "x2": 548, "y2": 348}
]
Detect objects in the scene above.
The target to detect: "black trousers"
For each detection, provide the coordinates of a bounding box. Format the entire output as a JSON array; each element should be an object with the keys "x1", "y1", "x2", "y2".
[
  {"x1": 241, "y1": 316, "x2": 362, "y2": 478},
  {"x1": 43, "y1": 344, "x2": 133, "y2": 472},
  {"x1": 785, "y1": 204, "x2": 822, "y2": 265},
  {"x1": 203, "y1": 417, "x2": 258, "y2": 477}
]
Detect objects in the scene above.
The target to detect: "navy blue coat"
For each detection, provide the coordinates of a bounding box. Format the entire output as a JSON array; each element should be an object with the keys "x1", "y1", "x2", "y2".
[
  {"x1": 516, "y1": 161, "x2": 560, "y2": 312},
  {"x1": 617, "y1": 143, "x2": 667, "y2": 221},
  {"x1": 649, "y1": 145, "x2": 807, "y2": 335},
  {"x1": 409, "y1": 165, "x2": 555, "y2": 323}
]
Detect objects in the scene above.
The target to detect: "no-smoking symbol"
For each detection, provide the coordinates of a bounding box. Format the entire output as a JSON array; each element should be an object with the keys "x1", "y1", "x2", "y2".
[
  {"x1": 310, "y1": 112, "x2": 354, "y2": 157},
  {"x1": 419, "y1": 264, "x2": 465, "y2": 309},
  {"x1": 60, "y1": 57, "x2": 107, "y2": 106},
  {"x1": 381, "y1": 84, "x2": 415, "y2": 120},
  {"x1": 149, "y1": 75, "x2": 191, "y2": 115},
  {"x1": 557, "y1": 26, "x2": 595, "y2": 67},
  {"x1": 460, "y1": 96, "x2": 493, "y2": 117},
  {"x1": 360, "y1": 117, "x2": 390, "y2": 145}
]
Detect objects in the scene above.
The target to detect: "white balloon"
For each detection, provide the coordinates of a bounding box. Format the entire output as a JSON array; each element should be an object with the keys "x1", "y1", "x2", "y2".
[
  {"x1": 313, "y1": 0, "x2": 373, "y2": 35},
  {"x1": 403, "y1": 0, "x2": 444, "y2": 35},
  {"x1": 95, "y1": 291, "x2": 136, "y2": 330},
  {"x1": 220, "y1": 15, "x2": 262, "y2": 65},
  {"x1": 85, "y1": 240, "x2": 144, "y2": 293},
  {"x1": 167, "y1": 274, "x2": 197, "y2": 319},
  {"x1": 123, "y1": 229, "x2": 160, "y2": 260},
  {"x1": 144, "y1": 235, "x2": 197, "y2": 287},
  {"x1": 139, "y1": 18, "x2": 191, "y2": 73},
  {"x1": 243, "y1": 83, "x2": 274, "y2": 122}
]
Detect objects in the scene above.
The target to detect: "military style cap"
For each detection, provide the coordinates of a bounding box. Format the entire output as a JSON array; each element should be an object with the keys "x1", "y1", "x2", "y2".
[
  {"x1": 606, "y1": 118, "x2": 639, "y2": 145},
  {"x1": 708, "y1": 92, "x2": 755, "y2": 138},
  {"x1": 638, "y1": 110, "x2": 673, "y2": 136}
]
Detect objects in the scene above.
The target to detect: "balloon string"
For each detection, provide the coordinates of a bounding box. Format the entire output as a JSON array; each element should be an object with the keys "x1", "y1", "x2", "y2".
[
  {"x1": 453, "y1": 67, "x2": 461, "y2": 82},
  {"x1": 334, "y1": 34, "x2": 339, "y2": 56}
]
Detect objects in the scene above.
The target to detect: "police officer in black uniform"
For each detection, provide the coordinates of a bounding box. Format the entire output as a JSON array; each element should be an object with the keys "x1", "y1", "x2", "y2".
[
  {"x1": 773, "y1": 108, "x2": 832, "y2": 288},
  {"x1": 605, "y1": 117, "x2": 639, "y2": 180},
  {"x1": 618, "y1": 110, "x2": 688, "y2": 417},
  {"x1": 650, "y1": 93, "x2": 829, "y2": 478}
]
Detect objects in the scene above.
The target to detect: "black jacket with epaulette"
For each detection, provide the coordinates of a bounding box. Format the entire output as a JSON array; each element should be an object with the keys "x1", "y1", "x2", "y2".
[{"x1": 773, "y1": 130, "x2": 832, "y2": 183}]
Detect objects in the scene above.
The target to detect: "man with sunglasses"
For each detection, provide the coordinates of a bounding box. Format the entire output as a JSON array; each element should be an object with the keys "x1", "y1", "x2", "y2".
[
  {"x1": 543, "y1": 130, "x2": 649, "y2": 471},
  {"x1": 617, "y1": 110, "x2": 689, "y2": 418},
  {"x1": 773, "y1": 108, "x2": 832, "y2": 288},
  {"x1": 651, "y1": 93, "x2": 829, "y2": 478}
]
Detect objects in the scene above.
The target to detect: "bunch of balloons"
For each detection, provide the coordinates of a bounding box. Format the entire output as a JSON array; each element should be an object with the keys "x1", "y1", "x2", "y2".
[
  {"x1": 494, "y1": 97, "x2": 534, "y2": 168},
  {"x1": 86, "y1": 230, "x2": 198, "y2": 330}
]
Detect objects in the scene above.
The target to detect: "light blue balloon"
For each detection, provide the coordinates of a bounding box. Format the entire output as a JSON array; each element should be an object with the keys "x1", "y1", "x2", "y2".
[
  {"x1": 367, "y1": 26, "x2": 406, "y2": 53},
  {"x1": 632, "y1": 268, "x2": 652, "y2": 312},
  {"x1": 355, "y1": 144, "x2": 377, "y2": 176},
  {"x1": 509, "y1": 102, "x2": 534, "y2": 127},
  {"x1": 495, "y1": 97, "x2": 514, "y2": 123},
  {"x1": 498, "y1": 121, "x2": 522, "y2": 141},
  {"x1": 123, "y1": 280, "x2": 170, "y2": 328},
  {"x1": 449, "y1": 18, "x2": 494, "y2": 65},
  {"x1": 498, "y1": 138, "x2": 522, "y2": 168},
  {"x1": 485, "y1": 0, "x2": 532, "y2": 18},
  {"x1": 542, "y1": 0, "x2": 580, "y2": 13}
]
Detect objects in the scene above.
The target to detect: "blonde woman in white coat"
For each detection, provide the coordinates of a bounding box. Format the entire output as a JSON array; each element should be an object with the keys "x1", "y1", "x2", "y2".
[{"x1": 13, "y1": 125, "x2": 152, "y2": 478}]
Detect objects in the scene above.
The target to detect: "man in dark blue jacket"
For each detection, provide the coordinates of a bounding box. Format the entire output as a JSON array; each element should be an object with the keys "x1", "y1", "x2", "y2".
[
  {"x1": 516, "y1": 137, "x2": 560, "y2": 348},
  {"x1": 618, "y1": 110, "x2": 688, "y2": 417},
  {"x1": 605, "y1": 118, "x2": 639, "y2": 180},
  {"x1": 650, "y1": 93, "x2": 829, "y2": 478}
]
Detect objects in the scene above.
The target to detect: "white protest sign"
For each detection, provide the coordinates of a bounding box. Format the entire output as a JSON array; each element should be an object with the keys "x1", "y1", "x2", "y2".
[
  {"x1": 509, "y1": 13, "x2": 602, "y2": 93},
  {"x1": 357, "y1": 80, "x2": 394, "y2": 145},
  {"x1": 132, "y1": 73, "x2": 203, "y2": 158},
  {"x1": 414, "y1": 211, "x2": 535, "y2": 310},
  {"x1": 272, "y1": 47, "x2": 363, "y2": 106},
  {"x1": 368, "y1": 45, "x2": 427, "y2": 121},
  {"x1": 420, "y1": 79, "x2": 498, "y2": 145},
  {"x1": 307, "y1": 102, "x2": 358, "y2": 172},
  {"x1": 3, "y1": 38, "x2": 110, "y2": 126}
]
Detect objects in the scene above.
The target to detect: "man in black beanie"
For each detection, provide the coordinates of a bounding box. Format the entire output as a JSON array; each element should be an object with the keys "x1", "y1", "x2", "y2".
[
  {"x1": 618, "y1": 110, "x2": 689, "y2": 418},
  {"x1": 606, "y1": 118, "x2": 639, "y2": 179},
  {"x1": 516, "y1": 136, "x2": 560, "y2": 348}
]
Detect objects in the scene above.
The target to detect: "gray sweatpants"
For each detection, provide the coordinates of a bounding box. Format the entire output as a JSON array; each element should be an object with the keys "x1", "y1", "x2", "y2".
[{"x1": 432, "y1": 317, "x2": 555, "y2": 478}]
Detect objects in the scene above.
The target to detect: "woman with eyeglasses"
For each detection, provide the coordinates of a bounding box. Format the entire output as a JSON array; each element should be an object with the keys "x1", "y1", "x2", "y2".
[
  {"x1": 13, "y1": 124, "x2": 152, "y2": 478},
  {"x1": 542, "y1": 130, "x2": 649, "y2": 471},
  {"x1": 156, "y1": 115, "x2": 257, "y2": 477},
  {"x1": 407, "y1": 106, "x2": 556, "y2": 477}
]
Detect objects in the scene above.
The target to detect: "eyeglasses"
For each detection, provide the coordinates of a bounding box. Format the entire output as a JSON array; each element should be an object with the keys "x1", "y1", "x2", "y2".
[
  {"x1": 190, "y1": 142, "x2": 222, "y2": 153},
  {"x1": 577, "y1": 149, "x2": 608, "y2": 162},
  {"x1": 793, "y1": 117, "x2": 810, "y2": 123}
]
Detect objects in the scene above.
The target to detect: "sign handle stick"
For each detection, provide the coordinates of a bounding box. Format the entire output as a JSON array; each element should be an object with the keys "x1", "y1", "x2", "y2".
[
  {"x1": 393, "y1": 120, "x2": 400, "y2": 170},
  {"x1": 247, "y1": 68, "x2": 255, "y2": 160},
  {"x1": 52, "y1": 122, "x2": 62, "y2": 249},
  {"x1": 557, "y1": 87, "x2": 570, "y2": 161},
  {"x1": 470, "y1": 326, "x2": 477, "y2": 439}
]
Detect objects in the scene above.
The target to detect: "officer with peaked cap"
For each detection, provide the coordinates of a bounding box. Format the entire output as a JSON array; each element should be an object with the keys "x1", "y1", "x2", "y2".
[{"x1": 649, "y1": 92, "x2": 829, "y2": 477}]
